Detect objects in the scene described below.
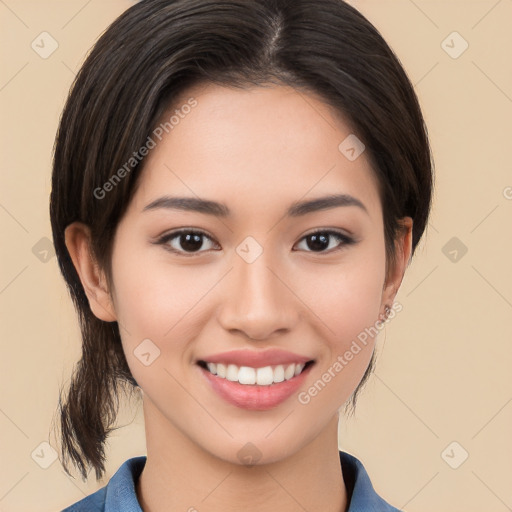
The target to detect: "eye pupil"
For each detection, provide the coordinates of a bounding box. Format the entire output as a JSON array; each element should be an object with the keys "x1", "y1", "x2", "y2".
[
  {"x1": 180, "y1": 233, "x2": 203, "y2": 252},
  {"x1": 307, "y1": 233, "x2": 329, "y2": 252},
  {"x1": 160, "y1": 229, "x2": 350, "y2": 256}
]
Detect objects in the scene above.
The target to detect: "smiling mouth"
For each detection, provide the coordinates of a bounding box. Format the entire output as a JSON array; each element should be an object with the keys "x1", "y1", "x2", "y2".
[{"x1": 197, "y1": 360, "x2": 315, "y2": 386}]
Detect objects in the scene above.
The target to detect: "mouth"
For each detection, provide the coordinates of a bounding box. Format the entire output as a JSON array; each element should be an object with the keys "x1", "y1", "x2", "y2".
[
  {"x1": 196, "y1": 358, "x2": 316, "y2": 410},
  {"x1": 197, "y1": 359, "x2": 316, "y2": 386}
]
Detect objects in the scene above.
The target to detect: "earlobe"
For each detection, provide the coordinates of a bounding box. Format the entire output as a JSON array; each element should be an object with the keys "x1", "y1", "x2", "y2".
[
  {"x1": 64, "y1": 221, "x2": 117, "y2": 322},
  {"x1": 381, "y1": 217, "x2": 413, "y2": 310}
]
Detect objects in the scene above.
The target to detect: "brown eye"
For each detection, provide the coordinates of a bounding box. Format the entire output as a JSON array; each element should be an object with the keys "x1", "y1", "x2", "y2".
[
  {"x1": 157, "y1": 230, "x2": 219, "y2": 255},
  {"x1": 294, "y1": 230, "x2": 355, "y2": 253}
]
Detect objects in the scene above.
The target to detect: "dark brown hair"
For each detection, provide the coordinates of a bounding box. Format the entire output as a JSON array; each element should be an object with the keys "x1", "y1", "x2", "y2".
[{"x1": 50, "y1": 0, "x2": 434, "y2": 482}]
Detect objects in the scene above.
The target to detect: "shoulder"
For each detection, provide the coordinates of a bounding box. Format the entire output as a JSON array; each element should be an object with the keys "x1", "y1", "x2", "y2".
[
  {"x1": 60, "y1": 456, "x2": 147, "y2": 512},
  {"x1": 61, "y1": 485, "x2": 106, "y2": 511},
  {"x1": 339, "y1": 450, "x2": 403, "y2": 512}
]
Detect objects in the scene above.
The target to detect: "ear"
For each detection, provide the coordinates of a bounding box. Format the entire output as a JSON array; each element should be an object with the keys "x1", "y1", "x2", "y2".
[
  {"x1": 380, "y1": 217, "x2": 413, "y2": 313},
  {"x1": 64, "y1": 221, "x2": 117, "y2": 322}
]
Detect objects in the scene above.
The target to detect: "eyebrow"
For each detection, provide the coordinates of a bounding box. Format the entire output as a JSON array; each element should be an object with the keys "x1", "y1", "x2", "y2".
[{"x1": 142, "y1": 193, "x2": 368, "y2": 217}]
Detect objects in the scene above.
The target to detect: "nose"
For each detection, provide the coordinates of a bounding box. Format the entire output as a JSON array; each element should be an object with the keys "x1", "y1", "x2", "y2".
[{"x1": 216, "y1": 250, "x2": 300, "y2": 341}]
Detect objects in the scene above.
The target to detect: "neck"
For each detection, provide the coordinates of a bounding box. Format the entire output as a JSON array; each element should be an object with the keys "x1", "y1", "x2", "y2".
[{"x1": 136, "y1": 399, "x2": 347, "y2": 512}]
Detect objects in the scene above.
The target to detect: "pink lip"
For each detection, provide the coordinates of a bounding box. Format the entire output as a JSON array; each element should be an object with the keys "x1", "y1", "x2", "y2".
[
  {"x1": 198, "y1": 362, "x2": 314, "y2": 410},
  {"x1": 197, "y1": 348, "x2": 314, "y2": 367}
]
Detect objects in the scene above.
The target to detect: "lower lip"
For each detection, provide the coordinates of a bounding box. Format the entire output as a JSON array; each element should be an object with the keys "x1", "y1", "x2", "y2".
[{"x1": 198, "y1": 363, "x2": 314, "y2": 411}]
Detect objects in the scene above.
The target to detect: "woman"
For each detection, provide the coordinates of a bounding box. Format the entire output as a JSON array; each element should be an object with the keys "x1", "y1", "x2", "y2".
[{"x1": 51, "y1": 0, "x2": 434, "y2": 510}]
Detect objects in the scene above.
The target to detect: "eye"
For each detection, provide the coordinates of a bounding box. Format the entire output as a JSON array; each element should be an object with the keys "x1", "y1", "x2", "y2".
[
  {"x1": 154, "y1": 228, "x2": 356, "y2": 257},
  {"x1": 155, "y1": 229, "x2": 219, "y2": 256},
  {"x1": 294, "y1": 229, "x2": 355, "y2": 253}
]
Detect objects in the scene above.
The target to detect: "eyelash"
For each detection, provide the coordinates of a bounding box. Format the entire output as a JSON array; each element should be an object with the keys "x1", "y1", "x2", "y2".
[{"x1": 154, "y1": 228, "x2": 356, "y2": 257}]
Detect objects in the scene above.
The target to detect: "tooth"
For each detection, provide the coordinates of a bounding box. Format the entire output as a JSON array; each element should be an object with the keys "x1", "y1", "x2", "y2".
[
  {"x1": 238, "y1": 366, "x2": 256, "y2": 384},
  {"x1": 256, "y1": 366, "x2": 274, "y2": 386},
  {"x1": 273, "y1": 365, "x2": 285, "y2": 383},
  {"x1": 284, "y1": 364, "x2": 295, "y2": 380},
  {"x1": 216, "y1": 363, "x2": 226, "y2": 378},
  {"x1": 226, "y1": 364, "x2": 239, "y2": 382},
  {"x1": 206, "y1": 361, "x2": 309, "y2": 384},
  {"x1": 294, "y1": 363, "x2": 305, "y2": 376}
]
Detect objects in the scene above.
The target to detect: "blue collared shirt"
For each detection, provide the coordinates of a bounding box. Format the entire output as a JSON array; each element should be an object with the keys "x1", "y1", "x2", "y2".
[{"x1": 61, "y1": 451, "x2": 402, "y2": 511}]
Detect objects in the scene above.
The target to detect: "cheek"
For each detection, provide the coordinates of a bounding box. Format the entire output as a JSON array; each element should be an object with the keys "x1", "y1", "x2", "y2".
[
  {"x1": 109, "y1": 255, "x2": 213, "y2": 403},
  {"x1": 303, "y1": 256, "x2": 385, "y2": 342},
  {"x1": 109, "y1": 244, "x2": 223, "y2": 381},
  {"x1": 299, "y1": 252, "x2": 385, "y2": 395},
  {"x1": 110, "y1": 241, "x2": 210, "y2": 335}
]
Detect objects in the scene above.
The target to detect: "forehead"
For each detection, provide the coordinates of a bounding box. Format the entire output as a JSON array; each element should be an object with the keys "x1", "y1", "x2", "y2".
[{"x1": 129, "y1": 83, "x2": 382, "y2": 221}]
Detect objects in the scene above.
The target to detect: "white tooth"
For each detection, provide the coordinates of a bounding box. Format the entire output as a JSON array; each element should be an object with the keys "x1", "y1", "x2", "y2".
[
  {"x1": 284, "y1": 364, "x2": 296, "y2": 380},
  {"x1": 294, "y1": 363, "x2": 305, "y2": 376},
  {"x1": 256, "y1": 366, "x2": 274, "y2": 386},
  {"x1": 226, "y1": 364, "x2": 239, "y2": 382},
  {"x1": 238, "y1": 366, "x2": 256, "y2": 384},
  {"x1": 273, "y1": 365, "x2": 285, "y2": 383},
  {"x1": 207, "y1": 361, "x2": 308, "y2": 384},
  {"x1": 216, "y1": 363, "x2": 226, "y2": 378}
]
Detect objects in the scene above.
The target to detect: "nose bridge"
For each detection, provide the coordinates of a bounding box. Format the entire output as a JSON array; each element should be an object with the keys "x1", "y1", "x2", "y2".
[
  {"x1": 239, "y1": 248, "x2": 281, "y2": 305},
  {"x1": 217, "y1": 241, "x2": 297, "y2": 340}
]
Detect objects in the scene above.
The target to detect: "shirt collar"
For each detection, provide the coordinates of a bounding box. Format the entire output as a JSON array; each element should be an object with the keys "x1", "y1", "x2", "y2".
[
  {"x1": 339, "y1": 451, "x2": 402, "y2": 511},
  {"x1": 100, "y1": 451, "x2": 401, "y2": 512}
]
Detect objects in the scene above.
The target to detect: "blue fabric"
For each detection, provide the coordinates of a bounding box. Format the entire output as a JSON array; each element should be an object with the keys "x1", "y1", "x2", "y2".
[{"x1": 61, "y1": 451, "x2": 402, "y2": 511}]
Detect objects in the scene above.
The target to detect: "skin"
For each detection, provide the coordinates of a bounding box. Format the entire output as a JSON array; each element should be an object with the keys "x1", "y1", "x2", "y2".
[{"x1": 65, "y1": 83, "x2": 412, "y2": 512}]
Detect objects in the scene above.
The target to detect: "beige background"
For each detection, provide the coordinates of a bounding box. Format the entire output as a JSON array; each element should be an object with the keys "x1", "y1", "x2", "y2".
[{"x1": 1, "y1": 0, "x2": 511, "y2": 511}]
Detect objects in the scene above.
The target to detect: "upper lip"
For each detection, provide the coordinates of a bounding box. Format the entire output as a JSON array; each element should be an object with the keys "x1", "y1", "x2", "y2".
[{"x1": 197, "y1": 348, "x2": 314, "y2": 368}]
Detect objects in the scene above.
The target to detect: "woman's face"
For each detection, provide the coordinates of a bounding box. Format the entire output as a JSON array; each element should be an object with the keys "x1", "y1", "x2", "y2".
[{"x1": 97, "y1": 83, "x2": 410, "y2": 464}]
